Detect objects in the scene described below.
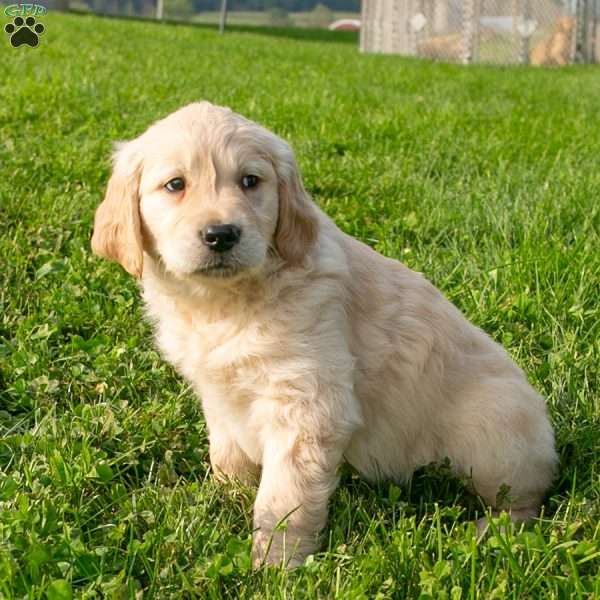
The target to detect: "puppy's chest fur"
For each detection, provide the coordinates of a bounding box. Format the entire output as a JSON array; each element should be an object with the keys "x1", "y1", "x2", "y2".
[
  {"x1": 149, "y1": 293, "x2": 278, "y2": 390},
  {"x1": 142, "y1": 276, "x2": 350, "y2": 463}
]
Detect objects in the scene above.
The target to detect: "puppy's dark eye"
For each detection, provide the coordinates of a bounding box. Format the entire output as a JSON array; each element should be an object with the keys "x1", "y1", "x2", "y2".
[
  {"x1": 241, "y1": 175, "x2": 259, "y2": 190},
  {"x1": 165, "y1": 177, "x2": 185, "y2": 192}
]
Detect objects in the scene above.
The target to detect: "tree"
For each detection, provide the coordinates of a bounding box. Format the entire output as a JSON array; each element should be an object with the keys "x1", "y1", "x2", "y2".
[
  {"x1": 165, "y1": 0, "x2": 193, "y2": 17},
  {"x1": 307, "y1": 2, "x2": 333, "y2": 27},
  {"x1": 269, "y1": 6, "x2": 292, "y2": 25}
]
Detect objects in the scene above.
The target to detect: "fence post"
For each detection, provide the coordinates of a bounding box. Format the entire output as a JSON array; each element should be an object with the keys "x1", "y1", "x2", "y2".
[
  {"x1": 462, "y1": 0, "x2": 480, "y2": 64},
  {"x1": 578, "y1": 0, "x2": 596, "y2": 63},
  {"x1": 591, "y1": 0, "x2": 599, "y2": 62},
  {"x1": 219, "y1": 0, "x2": 228, "y2": 34},
  {"x1": 512, "y1": 0, "x2": 519, "y2": 62},
  {"x1": 359, "y1": 0, "x2": 368, "y2": 52},
  {"x1": 156, "y1": 0, "x2": 163, "y2": 20},
  {"x1": 517, "y1": 0, "x2": 531, "y2": 65}
]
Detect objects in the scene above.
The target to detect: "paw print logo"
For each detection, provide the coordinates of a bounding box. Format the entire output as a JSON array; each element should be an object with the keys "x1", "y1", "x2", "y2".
[{"x1": 4, "y1": 16, "x2": 45, "y2": 48}]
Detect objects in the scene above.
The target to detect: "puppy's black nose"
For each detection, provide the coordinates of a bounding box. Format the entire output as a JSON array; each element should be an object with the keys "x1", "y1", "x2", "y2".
[{"x1": 201, "y1": 224, "x2": 241, "y2": 253}]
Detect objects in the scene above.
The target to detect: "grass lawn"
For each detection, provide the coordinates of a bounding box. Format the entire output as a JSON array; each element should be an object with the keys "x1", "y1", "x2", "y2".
[
  {"x1": 1, "y1": 11, "x2": 599, "y2": 599},
  {"x1": 190, "y1": 10, "x2": 361, "y2": 28}
]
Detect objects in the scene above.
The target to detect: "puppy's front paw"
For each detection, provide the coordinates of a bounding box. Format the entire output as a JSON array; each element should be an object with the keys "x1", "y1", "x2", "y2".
[
  {"x1": 251, "y1": 529, "x2": 310, "y2": 569},
  {"x1": 251, "y1": 529, "x2": 281, "y2": 569}
]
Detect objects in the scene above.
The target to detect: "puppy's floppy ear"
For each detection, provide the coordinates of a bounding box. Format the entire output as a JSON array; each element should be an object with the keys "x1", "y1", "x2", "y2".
[
  {"x1": 91, "y1": 142, "x2": 144, "y2": 278},
  {"x1": 273, "y1": 141, "x2": 318, "y2": 267}
]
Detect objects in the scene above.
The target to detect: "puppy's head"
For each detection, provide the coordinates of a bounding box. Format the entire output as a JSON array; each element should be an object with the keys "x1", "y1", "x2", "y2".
[
  {"x1": 91, "y1": 102, "x2": 318, "y2": 281},
  {"x1": 556, "y1": 16, "x2": 574, "y2": 33}
]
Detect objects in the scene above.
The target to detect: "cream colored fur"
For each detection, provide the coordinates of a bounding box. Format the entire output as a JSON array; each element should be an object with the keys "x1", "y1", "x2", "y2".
[
  {"x1": 91, "y1": 101, "x2": 558, "y2": 568},
  {"x1": 530, "y1": 16, "x2": 575, "y2": 66}
]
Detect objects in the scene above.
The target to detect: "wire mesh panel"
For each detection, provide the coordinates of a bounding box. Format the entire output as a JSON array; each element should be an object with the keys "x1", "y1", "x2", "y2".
[
  {"x1": 360, "y1": 0, "x2": 599, "y2": 64},
  {"x1": 528, "y1": 0, "x2": 575, "y2": 65},
  {"x1": 414, "y1": 1, "x2": 465, "y2": 61}
]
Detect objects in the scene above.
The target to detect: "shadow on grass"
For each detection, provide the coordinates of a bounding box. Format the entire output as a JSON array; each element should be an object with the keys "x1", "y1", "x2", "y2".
[
  {"x1": 331, "y1": 454, "x2": 565, "y2": 538},
  {"x1": 67, "y1": 8, "x2": 359, "y2": 45},
  {"x1": 332, "y1": 460, "x2": 483, "y2": 530},
  {"x1": 222, "y1": 22, "x2": 358, "y2": 44}
]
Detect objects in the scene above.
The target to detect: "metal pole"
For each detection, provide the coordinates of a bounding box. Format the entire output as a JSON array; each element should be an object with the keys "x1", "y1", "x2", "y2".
[
  {"x1": 156, "y1": 0, "x2": 163, "y2": 20},
  {"x1": 462, "y1": 0, "x2": 474, "y2": 64},
  {"x1": 575, "y1": 0, "x2": 586, "y2": 63},
  {"x1": 359, "y1": 0, "x2": 370, "y2": 52},
  {"x1": 472, "y1": 0, "x2": 481, "y2": 62},
  {"x1": 519, "y1": 0, "x2": 531, "y2": 65},
  {"x1": 591, "y1": 0, "x2": 599, "y2": 62},
  {"x1": 512, "y1": 0, "x2": 519, "y2": 63},
  {"x1": 582, "y1": 0, "x2": 594, "y2": 63},
  {"x1": 219, "y1": 0, "x2": 228, "y2": 34}
]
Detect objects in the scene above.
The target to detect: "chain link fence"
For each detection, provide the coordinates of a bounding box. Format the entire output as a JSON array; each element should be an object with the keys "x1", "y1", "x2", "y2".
[{"x1": 360, "y1": 0, "x2": 599, "y2": 64}]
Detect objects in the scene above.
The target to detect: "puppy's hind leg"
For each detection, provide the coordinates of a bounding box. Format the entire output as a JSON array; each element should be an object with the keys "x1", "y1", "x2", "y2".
[
  {"x1": 475, "y1": 507, "x2": 539, "y2": 537},
  {"x1": 445, "y1": 380, "x2": 558, "y2": 536}
]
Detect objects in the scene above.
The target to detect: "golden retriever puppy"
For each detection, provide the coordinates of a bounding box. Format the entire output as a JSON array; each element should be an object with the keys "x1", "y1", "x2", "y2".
[
  {"x1": 92, "y1": 102, "x2": 558, "y2": 567},
  {"x1": 531, "y1": 16, "x2": 575, "y2": 66},
  {"x1": 417, "y1": 33, "x2": 463, "y2": 61}
]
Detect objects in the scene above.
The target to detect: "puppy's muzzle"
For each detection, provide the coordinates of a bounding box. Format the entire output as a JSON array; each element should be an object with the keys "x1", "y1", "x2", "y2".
[{"x1": 200, "y1": 224, "x2": 242, "y2": 253}]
